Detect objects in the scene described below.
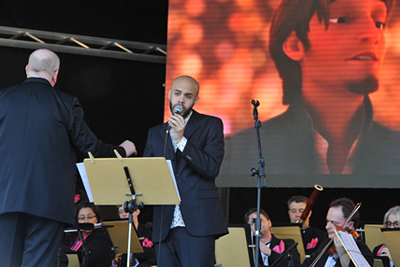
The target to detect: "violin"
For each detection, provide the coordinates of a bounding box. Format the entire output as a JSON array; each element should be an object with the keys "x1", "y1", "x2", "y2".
[{"x1": 327, "y1": 224, "x2": 360, "y2": 256}]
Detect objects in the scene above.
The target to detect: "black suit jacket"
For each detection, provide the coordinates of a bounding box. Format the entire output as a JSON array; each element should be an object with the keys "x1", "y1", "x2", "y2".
[
  {"x1": 260, "y1": 235, "x2": 301, "y2": 266},
  {"x1": 222, "y1": 96, "x2": 400, "y2": 176},
  {"x1": 0, "y1": 78, "x2": 125, "y2": 224},
  {"x1": 143, "y1": 110, "x2": 228, "y2": 242},
  {"x1": 62, "y1": 230, "x2": 115, "y2": 267},
  {"x1": 302, "y1": 226, "x2": 328, "y2": 256}
]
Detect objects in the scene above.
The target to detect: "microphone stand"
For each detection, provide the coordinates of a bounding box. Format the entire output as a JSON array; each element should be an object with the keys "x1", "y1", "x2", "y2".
[
  {"x1": 123, "y1": 166, "x2": 143, "y2": 267},
  {"x1": 250, "y1": 100, "x2": 266, "y2": 267},
  {"x1": 271, "y1": 242, "x2": 298, "y2": 267}
]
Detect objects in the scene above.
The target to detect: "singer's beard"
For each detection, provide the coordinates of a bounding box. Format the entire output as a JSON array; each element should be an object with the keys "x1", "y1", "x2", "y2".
[
  {"x1": 170, "y1": 103, "x2": 194, "y2": 118},
  {"x1": 346, "y1": 75, "x2": 379, "y2": 95}
]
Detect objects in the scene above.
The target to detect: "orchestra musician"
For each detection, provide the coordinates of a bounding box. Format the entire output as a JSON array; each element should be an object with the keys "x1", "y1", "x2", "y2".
[
  {"x1": 299, "y1": 198, "x2": 373, "y2": 267},
  {"x1": 244, "y1": 207, "x2": 301, "y2": 266},
  {"x1": 372, "y1": 206, "x2": 400, "y2": 267},
  {"x1": 287, "y1": 195, "x2": 327, "y2": 256},
  {"x1": 61, "y1": 201, "x2": 115, "y2": 267}
]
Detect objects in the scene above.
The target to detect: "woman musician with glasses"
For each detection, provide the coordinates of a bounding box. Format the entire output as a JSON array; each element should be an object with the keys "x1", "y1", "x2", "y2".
[
  {"x1": 373, "y1": 206, "x2": 400, "y2": 267},
  {"x1": 59, "y1": 201, "x2": 115, "y2": 267}
]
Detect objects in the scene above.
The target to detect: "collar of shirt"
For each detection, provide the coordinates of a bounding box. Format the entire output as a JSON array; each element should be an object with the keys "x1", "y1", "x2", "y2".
[
  {"x1": 261, "y1": 243, "x2": 271, "y2": 265},
  {"x1": 324, "y1": 254, "x2": 338, "y2": 267},
  {"x1": 307, "y1": 107, "x2": 368, "y2": 174}
]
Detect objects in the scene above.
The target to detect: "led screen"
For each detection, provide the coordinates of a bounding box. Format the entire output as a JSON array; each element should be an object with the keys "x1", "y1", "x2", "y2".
[{"x1": 165, "y1": 0, "x2": 400, "y2": 188}]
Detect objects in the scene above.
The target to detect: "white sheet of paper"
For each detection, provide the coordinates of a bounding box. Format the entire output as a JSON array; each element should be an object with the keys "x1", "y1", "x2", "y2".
[
  {"x1": 338, "y1": 231, "x2": 371, "y2": 266},
  {"x1": 76, "y1": 162, "x2": 94, "y2": 203},
  {"x1": 77, "y1": 160, "x2": 179, "y2": 204},
  {"x1": 166, "y1": 159, "x2": 181, "y2": 202}
]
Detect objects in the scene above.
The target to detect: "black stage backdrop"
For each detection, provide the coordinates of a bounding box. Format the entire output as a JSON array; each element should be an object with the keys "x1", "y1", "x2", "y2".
[{"x1": 0, "y1": 0, "x2": 398, "y2": 228}]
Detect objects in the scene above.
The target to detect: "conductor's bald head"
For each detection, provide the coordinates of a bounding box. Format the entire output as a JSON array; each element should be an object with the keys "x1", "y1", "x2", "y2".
[{"x1": 26, "y1": 49, "x2": 60, "y2": 87}]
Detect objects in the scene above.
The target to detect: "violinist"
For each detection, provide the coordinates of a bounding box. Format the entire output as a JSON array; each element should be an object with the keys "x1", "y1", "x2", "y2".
[
  {"x1": 287, "y1": 195, "x2": 327, "y2": 256},
  {"x1": 299, "y1": 198, "x2": 373, "y2": 267}
]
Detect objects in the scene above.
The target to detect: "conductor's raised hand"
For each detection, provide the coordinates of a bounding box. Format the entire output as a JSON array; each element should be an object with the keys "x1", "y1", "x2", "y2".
[{"x1": 119, "y1": 140, "x2": 137, "y2": 156}]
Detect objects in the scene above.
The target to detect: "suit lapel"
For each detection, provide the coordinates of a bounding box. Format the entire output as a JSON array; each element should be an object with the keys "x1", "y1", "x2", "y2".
[
  {"x1": 184, "y1": 110, "x2": 201, "y2": 139},
  {"x1": 174, "y1": 111, "x2": 202, "y2": 176}
]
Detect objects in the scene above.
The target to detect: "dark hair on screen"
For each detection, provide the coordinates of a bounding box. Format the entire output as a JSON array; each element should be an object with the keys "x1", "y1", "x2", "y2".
[{"x1": 269, "y1": 0, "x2": 395, "y2": 105}]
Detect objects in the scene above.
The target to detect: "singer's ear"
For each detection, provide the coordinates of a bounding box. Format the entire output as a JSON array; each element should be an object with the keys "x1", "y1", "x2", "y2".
[
  {"x1": 282, "y1": 31, "x2": 304, "y2": 61},
  {"x1": 168, "y1": 89, "x2": 172, "y2": 100},
  {"x1": 194, "y1": 95, "x2": 199, "y2": 106}
]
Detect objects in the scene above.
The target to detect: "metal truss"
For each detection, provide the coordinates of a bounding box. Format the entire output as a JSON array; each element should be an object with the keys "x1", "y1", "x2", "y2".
[{"x1": 0, "y1": 26, "x2": 166, "y2": 64}]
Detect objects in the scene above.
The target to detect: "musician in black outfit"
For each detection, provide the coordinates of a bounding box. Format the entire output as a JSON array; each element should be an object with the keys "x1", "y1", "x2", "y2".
[
  {"x1": 287, "y1": 195, "x2": 327, "y2": 256},
  {"x1": 298, "y1": 198, "x2": 373, "y2": 267}
]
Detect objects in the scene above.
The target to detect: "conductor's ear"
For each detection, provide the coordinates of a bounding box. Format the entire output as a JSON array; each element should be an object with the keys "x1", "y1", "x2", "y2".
[{"x1": 282, "y1": 31, "x2": 305, "y2": 61}]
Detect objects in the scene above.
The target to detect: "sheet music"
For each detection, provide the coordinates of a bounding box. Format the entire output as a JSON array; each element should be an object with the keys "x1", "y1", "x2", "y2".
[
  {"x1": 338, "y1": 231, "x2": 371, "y2": 266},
  {"x1": 166, "y1": 160, "x2": 181, "y2": 202},
  {"x1": 76, "y1": 162, "x2": 94, "y2": 202},
  {"x1": 78, "y1": 159, "x2": 180, "y2": 204}
]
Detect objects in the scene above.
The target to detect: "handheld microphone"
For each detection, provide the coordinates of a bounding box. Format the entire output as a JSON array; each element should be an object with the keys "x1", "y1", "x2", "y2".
[
  {"x1": 164, "y1": 105, "x2": 183, "y2": 157},
  {"x1": 167, "y1": 105, "x2": 183, "y2": 131}
]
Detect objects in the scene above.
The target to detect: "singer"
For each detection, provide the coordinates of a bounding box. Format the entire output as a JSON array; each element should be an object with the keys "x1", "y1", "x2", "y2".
[{"x1": 143, "y1": 75, "x2": 228, "y2": 267}]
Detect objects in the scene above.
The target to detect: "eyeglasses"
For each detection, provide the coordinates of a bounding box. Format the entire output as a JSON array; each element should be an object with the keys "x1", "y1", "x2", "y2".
[
  {"x1": 384, "y1": 220, "x2": 400, "y2": 227},
  {"x1": 77, "y1": 214, "x2": 97, "y2": 221}
]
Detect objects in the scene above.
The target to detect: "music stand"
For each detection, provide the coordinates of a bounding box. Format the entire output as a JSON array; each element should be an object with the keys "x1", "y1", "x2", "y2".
[
  {"x1": 66, "y1": 254, "x2": 80, "y2": 267},
  {"x1": 270, "y1": 226, "x2": 306, "y2": 263},
  {"x1": 102, "y1": 220, "x2": 143, "y2": 254},
  {"x1": 215, "y1": 224, "x2": 254, "y2": 267},
  {"x1": 83, "y1": 153, "x2": 180, "y2": 267},
  {"x1": 364, "y1": 224, "x2": 385, "y2": 251},
  {"x1": 381, "y1": 228, "x2": 400, "y2": 266}
]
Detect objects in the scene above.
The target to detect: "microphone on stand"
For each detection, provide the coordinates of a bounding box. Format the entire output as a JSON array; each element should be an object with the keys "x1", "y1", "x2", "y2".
[{"x1": 166, "y1": 105, "x2": 183, "y2": 132}]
